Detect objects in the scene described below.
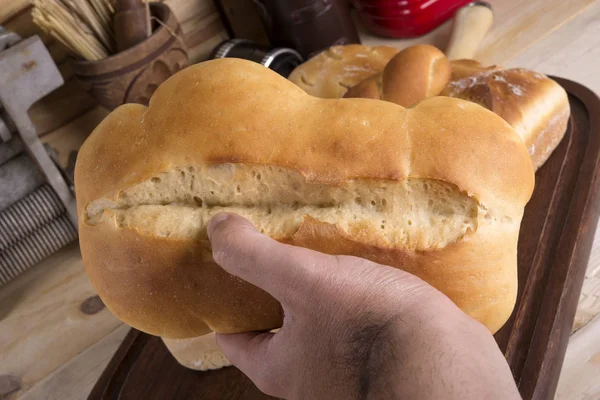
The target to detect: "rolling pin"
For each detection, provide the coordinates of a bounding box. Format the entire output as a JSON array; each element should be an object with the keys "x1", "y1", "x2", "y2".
[
  {"x1": 114, "y1": 0, "x2": 151, "y2": 52},
  {"x1": 445, "y1": 1, "x2": 494, "y2": 60}
]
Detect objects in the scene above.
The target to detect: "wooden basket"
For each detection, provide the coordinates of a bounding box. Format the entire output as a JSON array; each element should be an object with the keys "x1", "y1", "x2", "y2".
[{"x1": 72, "y1": 3, "x2": 189, "y2": 110}]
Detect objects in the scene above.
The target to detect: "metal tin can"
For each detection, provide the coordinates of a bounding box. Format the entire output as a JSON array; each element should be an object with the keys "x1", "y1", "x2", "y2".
[{"x1": 210, "y1": 39, "x2": 304, "y2": 78}]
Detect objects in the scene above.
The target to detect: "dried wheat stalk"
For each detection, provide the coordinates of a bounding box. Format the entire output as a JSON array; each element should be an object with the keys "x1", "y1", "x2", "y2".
[{"x1": 31, "y1": 0, "x2": 116, "y2": 61}]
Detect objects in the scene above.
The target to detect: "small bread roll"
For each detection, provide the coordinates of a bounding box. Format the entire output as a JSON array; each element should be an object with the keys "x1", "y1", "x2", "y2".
[{"x1": 344, "y1": 44, "x2": 452, "y2": 107}]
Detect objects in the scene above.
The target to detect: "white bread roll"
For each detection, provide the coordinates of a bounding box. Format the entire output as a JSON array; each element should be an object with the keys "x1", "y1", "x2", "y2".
[
  {"x1": 343, "y1": 44, "x2": 451, "y2": 107},
  {"x1": 75, "y1": 59, "x2": 534, "y2": 339}
]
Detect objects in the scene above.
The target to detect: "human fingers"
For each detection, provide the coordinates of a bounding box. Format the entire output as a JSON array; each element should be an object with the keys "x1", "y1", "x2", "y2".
[
  {"x1": 207, "y1": 213, "x2": 331, "y2": 302},
  {"x1": 216, "y1": 331, "x2": 286, "y2": 397}
]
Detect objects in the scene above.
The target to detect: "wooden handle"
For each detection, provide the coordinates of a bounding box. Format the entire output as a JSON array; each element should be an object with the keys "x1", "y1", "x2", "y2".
[
  {"x1": 446, "y1": 2, "x2": 494, "y2": 60},
  {"x1": 116, "y1": 0, "x2": 144, "y2": 12},
  {"x1": 114, "y1": 0, "x2": 151, "y2": 52}
]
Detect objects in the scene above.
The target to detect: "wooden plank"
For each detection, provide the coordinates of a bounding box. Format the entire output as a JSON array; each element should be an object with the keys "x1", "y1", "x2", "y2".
[
  {"x1": 182, "y1": 12, "x2": 225, "y2": 47},
  {"x1": 0, "y1": 242, "x2": 122, "y2": 399},
  {"x1": 165, "y1": 0, "x2": 217, "y2": 25},
  {"x1": 508, "y1": 0, "x2": 600, "y2": 94},
  {"x1": 555, "y1": 315, "x2": 600, "y2": 400},
  {"x1": 507, "y1": 1, "x2": 600, "y2": 332},
  {"x1": 476, "y1": 0, "x2": 595, "y2": 64},
  {"x1": 0, "y1": 0, "x2": 30, "y2": 23},
  {"x1": 358, "y1": 0, "x2": 595, "y2": 65},
  {"x1": 164, "y1": 0, "x2": 228, "y2": 62},
  {"x1": 182, "y1": 13, "x2": 228, "y2": 62},
  {"x1": 41, "y1": 107, "x2": 109, "y2": 167},
  {"x1": 188, "y1": 34, "x2": 227, "y2": 64},
  {"x1": 574, "y1": 259, "x2": 600, "y2": 331},
  {"x1": 32, "y1": 81, "x2": 99, "y2": 137},
  {"x1": 18, "y1": 326, "x2": 129, "y2": 400}
]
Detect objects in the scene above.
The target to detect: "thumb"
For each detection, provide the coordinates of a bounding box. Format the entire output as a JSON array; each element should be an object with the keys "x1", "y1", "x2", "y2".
[{"x1": 207, "y1": 212, "x2": 330, "y2": 303}]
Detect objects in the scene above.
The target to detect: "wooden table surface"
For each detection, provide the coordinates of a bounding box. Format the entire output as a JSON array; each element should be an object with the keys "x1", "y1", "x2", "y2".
[{"x1": 1, "y1": 0, "x2": 600, "y2": 399}]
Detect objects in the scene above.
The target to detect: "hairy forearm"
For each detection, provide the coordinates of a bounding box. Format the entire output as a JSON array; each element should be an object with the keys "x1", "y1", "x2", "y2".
[{"x1": 358, "y1": 309, "x2": 522, "y2": 400}]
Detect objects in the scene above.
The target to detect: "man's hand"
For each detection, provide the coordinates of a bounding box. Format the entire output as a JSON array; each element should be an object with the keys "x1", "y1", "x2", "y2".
[{"x1": 208, "y1": 213, "x2": 521, "y2": 400}]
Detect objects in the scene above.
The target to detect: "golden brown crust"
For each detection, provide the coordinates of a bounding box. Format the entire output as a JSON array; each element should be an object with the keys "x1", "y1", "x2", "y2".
[
  {"x1": 288, "y1": 44, "x2": 399, "y2": 98},
  {"x1": 443, "y1": 64, "x2": 570, "y2": 169},
  {"x1": 80, "y1": 222, "x2": 283, "y2": 338},
  {"x1": 343, "y1": 75, "x2": 381, "y2": 100},
  {"x1": 343, "y1": 45, "x2": 452, "y2": 108},
  {"x1": 76, "y1": 60, "x2": 532, "y2": 213},
  {"x1": 287, "y1": 217, "x2": 519, "y2": 333},
  {"x1": 289, "y1": 44, "x2": 568, "y2": 170},
  {"x1": 380, "y1": 45, "x2": 451, "y2": 107},
  {"x1": 76, "y1": 59, "x2": 534, "y2": 338}
]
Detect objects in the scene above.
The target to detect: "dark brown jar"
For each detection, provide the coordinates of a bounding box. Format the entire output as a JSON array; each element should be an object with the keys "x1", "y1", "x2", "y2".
[{"x1": 253, "y1": 0, "x2": 360, "y2": 59}]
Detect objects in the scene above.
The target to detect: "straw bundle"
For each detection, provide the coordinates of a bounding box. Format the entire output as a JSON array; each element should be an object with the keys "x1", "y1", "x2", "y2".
[{"x1": 31, "y1": 0, "x2": 117, "y2": 61}]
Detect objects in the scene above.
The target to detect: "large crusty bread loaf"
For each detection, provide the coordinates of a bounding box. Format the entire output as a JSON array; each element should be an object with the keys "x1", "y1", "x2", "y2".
[
  {"x1": 75, "y1": 59, "x2": 535, "y2": 339},
  {"x1": 442, "y1": 60, "x2": 570, "y2": 170}
]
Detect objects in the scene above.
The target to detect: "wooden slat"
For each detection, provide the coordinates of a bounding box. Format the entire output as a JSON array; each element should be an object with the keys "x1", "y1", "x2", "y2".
[
  {"x1": 164, "y1": 0, "x2": 217, "y2": 25},
  {"x1": 477, "y1": 0, "x2": 595, "y2": 64},
  {"x1": 32, "y1": 81, "x2": 99, "y2": 137},
  {"x1": 188, "y1": 34, "x2": 227, "y2": 64},
  {"x1": 0, "y1": 0, "x2": 30, "y2": 23},
  {"x1": 166, "y1": 0, "x2": 228, "y2": 62},
  {"x1": 555, "y1": 315, "x2": 600, "y2": 399},
  {"x1": 182, "y1": 13, "x2": 228, "y2": 62},
  {"x1": 0, "y1": 242, "x2": 122, "y2": 399},
  {"x1": 18, "y1": 326, "x2": 129, "y2": 400},
  {"x1": 506, "y1": 0, "x2": 600, "y2": 333},
  {"x1": 507, "y1": 0, "x2": 600, "y2": 94},
  {"x1": 41, "y1": 106, "x2": 109, "y2": 167}
]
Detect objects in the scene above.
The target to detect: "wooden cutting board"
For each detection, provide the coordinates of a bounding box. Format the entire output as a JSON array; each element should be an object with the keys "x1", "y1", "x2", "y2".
[{"x1": 88, "y1": 78, "x2": 600, "y2": 400}]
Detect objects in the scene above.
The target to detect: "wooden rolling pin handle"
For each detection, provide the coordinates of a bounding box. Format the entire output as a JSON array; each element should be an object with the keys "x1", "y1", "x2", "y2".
[
  {"x1": 116, "y1": 0, "x2": 144, "y2": 12},
  {"x1": 115, "y1": 0, "x2": 151, "y2": 52},
  {"x1": 446, "y1": 2, "x2": 494, "y2": 60}
]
